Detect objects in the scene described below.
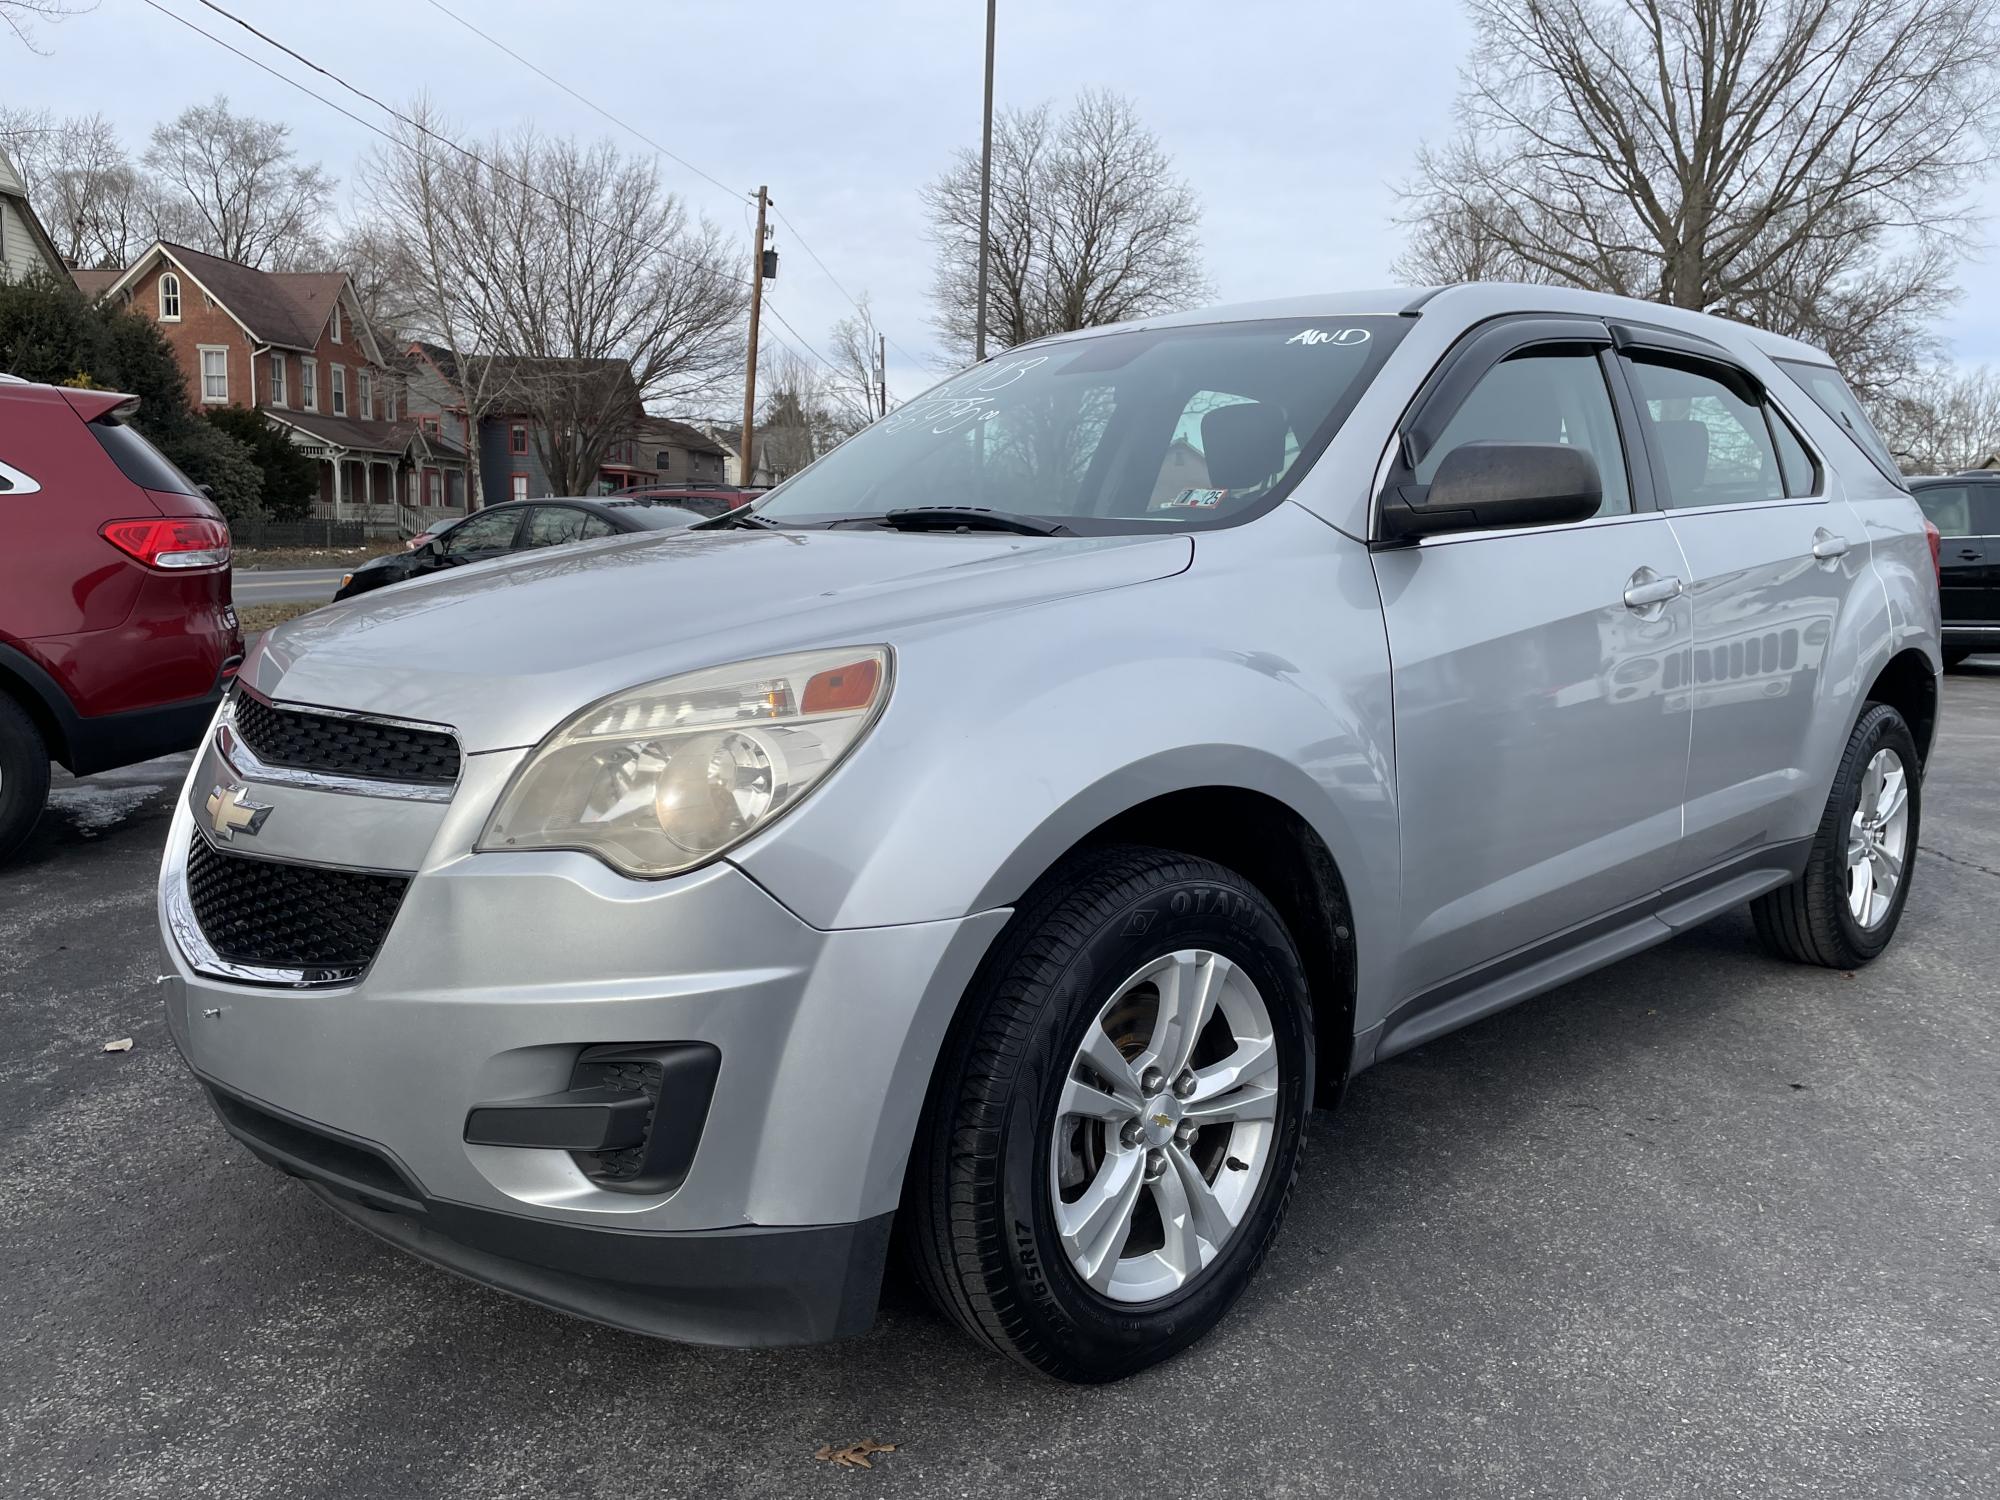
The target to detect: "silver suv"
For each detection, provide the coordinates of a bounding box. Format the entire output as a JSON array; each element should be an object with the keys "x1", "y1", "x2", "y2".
[{"x1": 157, "y1": 285, "x2": 1941, "y2": 1382}]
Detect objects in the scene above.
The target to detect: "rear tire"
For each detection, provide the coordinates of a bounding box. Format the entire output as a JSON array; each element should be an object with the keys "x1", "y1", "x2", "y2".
[
  {"x1": 1751, "y1": 703, "x2": 1920, "y2": 969},
  {"x1": 906, "y1": 845, "x2": 1315, "y2": 1383},
  {"x1": 0, "y1": 693, "x2": 51, "y2": 865}
]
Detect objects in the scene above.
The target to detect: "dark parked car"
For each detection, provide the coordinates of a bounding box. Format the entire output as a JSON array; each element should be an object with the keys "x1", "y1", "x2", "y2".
[
  {"x1": 617, "y1": 484, "x2": 765, "y2": 519},
  {"x1": 1911, "y1": 472, "x2": 1999, "y2": 666},
  {"x1": 0, "y1": 377, "x2": 242, "y2": 862},
  {"x1": 335, "y1": 497, "x2": 704, "y2": 600}
]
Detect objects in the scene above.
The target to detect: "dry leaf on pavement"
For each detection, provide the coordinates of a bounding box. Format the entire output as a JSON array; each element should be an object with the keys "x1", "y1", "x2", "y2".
[
  {"x1": 101, "y1": 1038, "x2": 134, "y2": 1053},
  {"x1": 814, "y1": 1439, "x2": 897, "y2": 1469}
]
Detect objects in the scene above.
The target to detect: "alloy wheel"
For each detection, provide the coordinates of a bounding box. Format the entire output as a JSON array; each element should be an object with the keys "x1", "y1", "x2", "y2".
[
  {"x1": 1846, "y1": 747, "x2": 1910, "y2": 928},
  {"x1": 1049, "y1": 949, "x2": 1280, "y2": 1304}
]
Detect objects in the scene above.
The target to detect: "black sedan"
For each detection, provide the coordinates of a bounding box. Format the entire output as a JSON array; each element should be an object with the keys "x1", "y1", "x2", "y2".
[{"x1": 334, "y1": 497, "x2": 703, "y2": 601}]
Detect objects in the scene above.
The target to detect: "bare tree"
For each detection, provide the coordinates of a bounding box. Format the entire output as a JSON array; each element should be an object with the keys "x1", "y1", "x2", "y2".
[
  {"x1": 1873, "y1": 365, "x2": 2000, "y2": 473},
  {"x1": 354, "y1": 105, "x2": 515, "y2": 507},
  {"x1": 922, "y1": 89, "x2": 1210, "y2": 358},
  {"x1": 1398, "y1": 0, "x2": 2000, "y2": 396},
  {"x1": 0, "y1": 0, "x2": 94, "y2": 52},
  {"x1": 143, "y1": 96, "x2": 333, "y2": 270},
  {"x1": 827, "y1": 292, "x2": 888, "y2": 429},
  {"x1": 756, "y1": 343, "x2": 837, "y2": 480},
  {"x1": 0, "y1": 109, "x2": 145, "y2": 268},
  {"x1": 458, "y1": 129, "x2": 746, "y2": 494}
]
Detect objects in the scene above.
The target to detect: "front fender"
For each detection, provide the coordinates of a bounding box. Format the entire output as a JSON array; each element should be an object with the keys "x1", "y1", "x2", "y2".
[{"x1": 730, "y1": 506, "x2": 1402, "y2": 1011}]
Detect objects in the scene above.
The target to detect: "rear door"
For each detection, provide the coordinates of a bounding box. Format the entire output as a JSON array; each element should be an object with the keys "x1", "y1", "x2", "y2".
[
  {"x1": 1615, "y1": 329, "x2": 1858, "y2": 873},
  {"x1": 1371, "y1": 317, "x2": 1695, "y2": 1002},
  {"x1": 1914, "y1": 483, "x2": 1990, "y2": 628}
]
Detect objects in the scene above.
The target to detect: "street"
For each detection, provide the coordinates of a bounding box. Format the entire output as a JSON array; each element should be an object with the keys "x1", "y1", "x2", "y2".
[
  {"x1": 1, "y1": 665, "x2": 1996, "y2": 1499},
  {"x1": 231, "y1": 566, "x2": 350, "y2": 606}
]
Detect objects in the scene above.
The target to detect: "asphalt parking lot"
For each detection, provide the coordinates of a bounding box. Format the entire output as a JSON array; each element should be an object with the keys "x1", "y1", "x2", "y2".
[{"x1": 4, "y1": 665, "x2": 1998, "y2": 1500}]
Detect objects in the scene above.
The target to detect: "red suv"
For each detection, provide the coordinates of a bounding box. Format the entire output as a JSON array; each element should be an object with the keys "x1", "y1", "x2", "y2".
[{"x1": 0, "y1": 378, "x2": 242, "y2": 861}]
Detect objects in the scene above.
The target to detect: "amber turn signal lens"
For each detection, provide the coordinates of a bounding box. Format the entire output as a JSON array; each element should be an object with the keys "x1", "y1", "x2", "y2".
[{"x1": 802, "y1": 657, "x2": 882, "y2": 714}]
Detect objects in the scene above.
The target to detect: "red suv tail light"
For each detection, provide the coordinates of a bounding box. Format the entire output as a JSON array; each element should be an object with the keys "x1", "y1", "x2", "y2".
[
  {"x1": 101, "y1": 517, "x2": 232, "y2": 571},
  {"x1": 1922, "y1": 518, "x2": 1942, "y2": 582}
]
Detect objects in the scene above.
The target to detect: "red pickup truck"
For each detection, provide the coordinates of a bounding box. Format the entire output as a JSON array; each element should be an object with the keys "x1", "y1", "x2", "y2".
[{"x1": 0, "y1": 378, "x2": 242, "y2": 861}]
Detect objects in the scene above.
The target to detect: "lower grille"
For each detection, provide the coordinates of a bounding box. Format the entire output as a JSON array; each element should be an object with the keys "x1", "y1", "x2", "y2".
[{"x1": 185, "y1": 833, "x2": 408, "y2": 972}]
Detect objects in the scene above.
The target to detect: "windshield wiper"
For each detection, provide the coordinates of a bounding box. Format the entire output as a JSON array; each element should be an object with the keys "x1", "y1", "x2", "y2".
[
  {"x1": 699, "y1": 506, "x2": 782, "y2": 530},
  {"x1": 879, "y1": 506, "x2": 1072, "y2": 537}
]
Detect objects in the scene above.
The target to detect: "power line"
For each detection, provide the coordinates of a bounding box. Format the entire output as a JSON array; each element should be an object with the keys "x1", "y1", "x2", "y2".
[
  {"x1": 415, "y1": 0, "x2": 923, "y2": 382},
  {"x1": 416, "y1": 0, "x2": 746, "y2": 205},
  {"x1": 172, "y1": 0, "x2": 747, "y2": 285}
]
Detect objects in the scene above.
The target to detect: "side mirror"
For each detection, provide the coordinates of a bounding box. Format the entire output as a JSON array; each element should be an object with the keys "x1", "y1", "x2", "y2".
[{"x1": 1380, "y1": 441, "x2": 1602, "y2": 541}]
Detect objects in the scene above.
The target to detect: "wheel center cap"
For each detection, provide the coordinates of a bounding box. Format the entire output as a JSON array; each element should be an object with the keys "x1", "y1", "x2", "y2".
[{"x1": 1141, "y1": 1095, "x2": 1182, "y2": 1147}]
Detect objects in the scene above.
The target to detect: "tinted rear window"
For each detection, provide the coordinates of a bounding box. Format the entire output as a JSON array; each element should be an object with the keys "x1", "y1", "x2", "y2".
[
  {"x1": 1773, "y1": 360, "x2": 1907, "y2": 490},
  {"x1": 89, "y1": 418, "x2": 202, "y2": 496}
]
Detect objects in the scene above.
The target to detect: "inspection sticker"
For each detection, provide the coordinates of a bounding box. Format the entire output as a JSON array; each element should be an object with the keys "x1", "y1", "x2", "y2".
[{"x1": 1162, "y1": 488, "x2": 1230, "y2": 508}]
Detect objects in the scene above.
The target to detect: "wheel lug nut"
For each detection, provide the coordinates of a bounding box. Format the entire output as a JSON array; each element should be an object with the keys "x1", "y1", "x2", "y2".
[
  {"x1": 1176, "y1": 1122, "x2": 1199, "y2": 1146},
  {"x1": 1120, "y1": 1119, "x2": 1145, "y2": 1149},
  {"x1": 1144, "y1": 1148, "x2": 1167, "y2": 1180},
  {"x1": 1172, "y1": 1071, "x2": 1196, "y2": 1100},
  {"x1": 1140, "y1": 1066, "x2": 1166, "y2": 1096}
]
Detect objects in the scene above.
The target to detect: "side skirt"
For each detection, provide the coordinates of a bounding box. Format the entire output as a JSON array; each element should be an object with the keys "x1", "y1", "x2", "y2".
[{"x1": 1356, "y1": 838, "x2": 1812, "y2": 1069}]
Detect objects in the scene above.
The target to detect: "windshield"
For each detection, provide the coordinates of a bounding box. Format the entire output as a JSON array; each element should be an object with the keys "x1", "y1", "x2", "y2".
[{"x1": 753, "y1": 316, "x2": 1409, "y2": 532}]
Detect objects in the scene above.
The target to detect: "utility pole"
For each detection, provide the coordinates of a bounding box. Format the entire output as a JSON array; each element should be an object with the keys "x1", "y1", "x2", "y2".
[
  {"x1": 740, "y1": 184, "x2": 769, "y2": 486},
  {"x1": 877, "y1": 331, "x2": 887, "y2": 418},
  {"x1": 974, "y1": 0, "x2": 996, "y2": 362}
]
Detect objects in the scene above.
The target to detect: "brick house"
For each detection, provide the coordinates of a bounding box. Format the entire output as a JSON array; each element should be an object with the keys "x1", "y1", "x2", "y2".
[{"x1": 92, "y1": 242, "x2": 466, "y2": 526}]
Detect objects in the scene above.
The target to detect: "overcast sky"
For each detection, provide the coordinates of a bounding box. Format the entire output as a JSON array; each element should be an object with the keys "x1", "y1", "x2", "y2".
[{"x1": 10, "y1": 0, "x2": 1999, "y2": 406}]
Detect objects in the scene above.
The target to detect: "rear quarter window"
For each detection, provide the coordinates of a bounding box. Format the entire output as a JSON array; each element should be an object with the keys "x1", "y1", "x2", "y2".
[
  {"x1": 1773, "y1": 360, "x2": 1907, "y2": 490},
  {"x1": 89, "y1": 418, "x2": 202, "y2": 497}
]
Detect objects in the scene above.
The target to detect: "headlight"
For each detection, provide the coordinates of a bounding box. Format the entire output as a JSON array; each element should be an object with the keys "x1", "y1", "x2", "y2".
[{"x1": 478, "y1": 647, "x2": 891, "y2": 877}]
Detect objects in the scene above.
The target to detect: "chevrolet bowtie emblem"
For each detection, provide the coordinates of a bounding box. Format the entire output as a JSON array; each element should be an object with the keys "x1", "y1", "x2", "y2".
[
  {"x1": 1152, "y1": 1114, "x2": 1174, "y2": 1130},
  {"x1": 205, "y1": 783, "x2": 272, "y2": 840}
]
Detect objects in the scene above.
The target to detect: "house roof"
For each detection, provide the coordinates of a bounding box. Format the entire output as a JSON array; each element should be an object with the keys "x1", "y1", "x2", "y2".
[
  {"x1": 71, "y1": 269, "x2": 121, "y2": 299},
  {"x1": 635, "y1": 414, "x2": 727, "y2": 457},
  {"x1": 410, "y1": 342, "x2": 638, "y2": 405},
  {"x1": 101, "y1": 243, "x2": 371, "y2": 356},
  {"x1": 0, "y1": 145, "x2": 69, "y2": 279},
  {"x1": 269, "y1": 408, "x2": 417, "y2": 458}
]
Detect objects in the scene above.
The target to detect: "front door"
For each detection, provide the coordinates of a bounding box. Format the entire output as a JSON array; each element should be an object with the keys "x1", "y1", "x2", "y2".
[
  {"x1": 1372, "y1": 325, "x2": 1694, "y2": 1002},
  {"x1": 1616, "y1": 342, "x2": 1858, "y2": 871}
]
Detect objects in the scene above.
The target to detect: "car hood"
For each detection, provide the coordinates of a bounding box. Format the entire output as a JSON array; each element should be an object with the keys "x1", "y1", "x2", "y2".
[{"x1": 246, "y1": 526, "x2": 1192, "y2": 751}]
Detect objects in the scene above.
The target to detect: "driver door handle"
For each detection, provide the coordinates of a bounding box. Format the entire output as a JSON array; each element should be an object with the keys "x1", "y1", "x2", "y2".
[
  {"x1": 1623, "y1": 571, "x2": 1684, "y2": 610},
  {"x1": 1811, "y1": 530, "x2": 1850, "y2": 561}
]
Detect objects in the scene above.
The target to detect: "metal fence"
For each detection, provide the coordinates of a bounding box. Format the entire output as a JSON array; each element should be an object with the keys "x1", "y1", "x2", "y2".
[{"x1": 230, "y1": 518, "x2": 368, "y2": 550}]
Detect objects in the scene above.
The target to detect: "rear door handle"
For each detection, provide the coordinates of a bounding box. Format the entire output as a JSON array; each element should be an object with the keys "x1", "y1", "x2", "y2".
[
  {"x1": 1811, "y1": 529, "x2": 1850, "y2": 561},
  {"x1": 1623, "y1": 569, "x2": 1684, "y2": 610},
  {"x1": 1960, "y1": 548, "x2": 1983, "y2": 561}
]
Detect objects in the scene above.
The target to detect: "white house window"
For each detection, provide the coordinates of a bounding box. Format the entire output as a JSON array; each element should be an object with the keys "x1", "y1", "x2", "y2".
[
  {"x1": 159, "y1": 273, "x2": 182, "y2": 321},
  {"x1": 300, "y1": 357, "x2": 318, "y2": 411},
  {"x1": 331, "y1": 365, "x2": 347, "y2": 417},
  {"x1": 358, "y1": 369, "x2": 373, "y2": 421},
  {"x1": 267, "y1": 354, "x2": 286, "y2": 408},
  {"x1": 197, "y1": 346, "x2": 228, "y2": 404},
  {"x1": 331, "y1": 302, "x2": 342, "y2": 343}
]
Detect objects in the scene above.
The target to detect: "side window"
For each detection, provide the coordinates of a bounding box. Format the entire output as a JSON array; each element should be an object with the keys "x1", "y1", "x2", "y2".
[
  {"x1": 523, "y1": 506, "x2": 590, "y2": 548},
  {"x1": 1417, "y1": 349, "x2": 1632, "y2": 517},
  {"x1": 441, "y1": 510, "x2": 519, "y2": 555},
  {"x1": 1916, "y1": 485, "x2": 1974, "y2": 537},
  {"x1": 1624, "y1": 357, "x2": 1783, "y2": 508},
  {"x1": 579, "y1": 515, "x2": 619, "y2": 539}
]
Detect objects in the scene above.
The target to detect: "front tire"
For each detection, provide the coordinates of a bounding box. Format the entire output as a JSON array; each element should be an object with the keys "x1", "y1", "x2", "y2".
[
  {"x1": 1751, "y1": 703, "x2": 1920, "y2": 968},
  {"x1": 0, "y1": 693, "x2": 51, "y2": 865},
  {"x1": 907, "y1": 845, "x2": 1314, "y2": 1383}
]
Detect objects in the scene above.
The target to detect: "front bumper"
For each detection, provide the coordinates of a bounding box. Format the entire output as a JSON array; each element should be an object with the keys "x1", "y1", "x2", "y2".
[{"x1": 158, "y1": 759, "x2": 1007, "y2": 1345}]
